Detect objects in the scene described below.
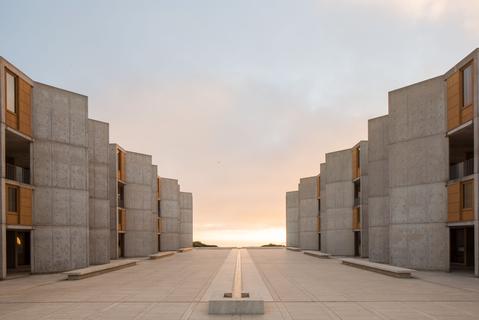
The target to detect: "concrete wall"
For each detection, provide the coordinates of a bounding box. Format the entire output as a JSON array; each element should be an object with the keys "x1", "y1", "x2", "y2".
[
  {"x1": 324, "y1": 149, "x2": 354, "y2": 256},
  {"x1": 286, "y1": 191, "x2": 299, "y2": 248},
  {"x1": 88, "y1": 120, "x2": 110, "y2": 265},
  {"x1": 298, "y1": 176, "x2": 319, "y2": 250},
  {"x1": 359, "y1": 141, "x2": 369, "y2": 258},
  {"x1": 150, "y1": 165, "x2": 159, "y2": 253},
  {"x1": 179, "y1": 192, "x2": 193, "y2": 248},
  {"x1": 367, "y1": 116, "x2": 390, "y2": 263},
  {"x1": 319, "y1": 163, "x2": 327, "y2": 252},
  {"x1": 124, "y1": 152, "x2": 156, "y2": 257},
  {"x1": 108, "y1": 144, "x2": 119, "y2": 259},
  {"x1": 31, "y1": 82, "x2": 89, "y2": 273},
  {"x1": 388, "y1": 76, "x2": 449, "y2": 271},
  {"x1": 159, "y1": 178, "x2": 180, "y2": 251}
]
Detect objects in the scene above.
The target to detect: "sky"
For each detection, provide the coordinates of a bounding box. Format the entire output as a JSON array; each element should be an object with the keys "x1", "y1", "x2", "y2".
[{"x1": 1, "y1": 0, "x2": 478, "y2": 246}]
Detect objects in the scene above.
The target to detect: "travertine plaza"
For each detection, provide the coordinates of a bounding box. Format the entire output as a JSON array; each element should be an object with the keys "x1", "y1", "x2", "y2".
[{"x1": 0, "y1": 248, "x2": 478, "y2": 319}]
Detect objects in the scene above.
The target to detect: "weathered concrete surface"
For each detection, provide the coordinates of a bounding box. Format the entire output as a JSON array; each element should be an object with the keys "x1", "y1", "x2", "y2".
[
  {"x1": 286, "y1": 191, "x2": 299, "y2": 248},
  {"x1": 358, "y1": 141, "x2": 369, "y2": 258},
  {"x1": 324, "y1": 149, "x2": 354, "y2": 256},
  {"x1": 319, "y1": 163, "x2": 327, "y2": 252},
  {"x1": 388, "y1": 76, "x2": 449, "y2": 271},
  {"x1": 88, "y1": 119, "x2": 110, "y2": 265},
  {"x1": 159, "y1": 177, "x2": 180, "y2": 251},
  {"x1": 368, "y1": 115, "x2": 390, "y2": 264},
  {"x1": 31, "y1": 82, "x2": 89, "y2": 273},
  {"x1": 179, "y1": 192, "x2": 193, "y2": 249},
  {"x1": 298, "y1": 176, "x2": 319, "y2": 250},
  {"x1": 151, "y1": 165, "x2": 159, "y2": 253},
  {"x1": 107, "y1": 144, "x2": 119, "y2": 259},
  {"x1": 124, "y1": 152, "x2": 156, "y2": 257}
]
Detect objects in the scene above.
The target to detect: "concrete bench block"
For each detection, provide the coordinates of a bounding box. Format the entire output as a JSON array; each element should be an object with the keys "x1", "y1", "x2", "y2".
[
  {"x1": 208, "y1": 292, "x2": 264, "y2": 315},
  {"x1": 177, "y1": 247, "x2": 192, "y2": 253},
  {"x1": 286, "y1": 247, "x2": 302, "y2": 252},
  {"x1": 341, "y1": 258, "x2": 415, "y2": 278},
  {"x1": 304, "y1": 251, "x2": 330, "y2": 259},
  {"x1": 64, "y1": 259, "x2": 137, "y2": 280},
  {"x1": 149, "y1": 251, "x2": 175, "y2": 259}
]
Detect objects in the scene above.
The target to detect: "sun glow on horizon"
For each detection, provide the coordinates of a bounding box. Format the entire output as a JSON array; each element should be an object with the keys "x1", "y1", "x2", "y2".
[{"x1": 194, "y1": 227, "x2": 285, "y2": 247}]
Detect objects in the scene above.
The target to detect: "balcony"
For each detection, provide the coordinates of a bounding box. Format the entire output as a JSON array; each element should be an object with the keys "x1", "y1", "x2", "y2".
[
  {"x1": 450, "y1": 159, "x2": 474, "y2": 180},
  {"x1": 117, "y1": 209, "x2": 126, "y2": 232},
  {"x1": 157, "y1": 217, "x2": 162, "y2": 234},
  {"x1": 6, "y1": 164, "x2": 30, "y2": 184},
  {"x1": 352, "y1": 208, "x2": 361, "y2": 230}
]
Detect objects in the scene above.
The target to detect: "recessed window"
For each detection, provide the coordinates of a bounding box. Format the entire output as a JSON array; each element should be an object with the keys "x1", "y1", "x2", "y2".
[
  {"x1": 6, "y1": 71, "x2": 17, "y2": 113},
  {"x1": 462, "y1": 64, "x2": 473, "y2": 107},
  {"x1": 7, "y1": 186, "x2": 18, "y2": 213},
  {"x1": 462, "y1": 180, "x2": 473, "y2": 210}
]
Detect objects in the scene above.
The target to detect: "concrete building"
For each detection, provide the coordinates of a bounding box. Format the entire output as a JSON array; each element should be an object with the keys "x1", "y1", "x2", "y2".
[
  {"x1": 286, "y1": 176, "x2": 320, "y2": 251},
  {"x1": 366, "y1": 50, "x2": 478, "y2": 275},
  {"x1": 1, "y1": 57, "x2": 194, "y2": 279},
  {"x1": 158, "y1": 177, "x2": 193, "y2": 251}
]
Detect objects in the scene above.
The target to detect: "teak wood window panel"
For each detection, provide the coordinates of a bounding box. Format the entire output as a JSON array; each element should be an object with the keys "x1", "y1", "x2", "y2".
[
  {"x1": 6, "y1": 184, "x2": 32, "y2": 226},
  {"x1": 447, "y1": 60, "x2": 475, "y2": 130},
  {"x1": 117, "y1": 149, "x2": 126, "y2": 181},
  {"x1": 448, "y1": 180, "x2": 474, "y2": 222},
  {"x1": 352, "y1": 147, "x2": 361, "y2": 179},
  {"x1": 5, "y1": 68, "x2": 18, "y2": 130}
]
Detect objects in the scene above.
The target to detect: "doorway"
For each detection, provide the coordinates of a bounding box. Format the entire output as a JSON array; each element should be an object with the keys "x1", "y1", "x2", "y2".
[
  {"x1": 6, "y1": 230, "x2": 31, "y2": 273},
  {"x1": 158, "y1": 235, "x2": 161, "y2": 252},
  {"x1": 118, "y1": 233, "x2": 125, "y2": 258},
  {"x1": 354, "y1": 231, "x2": 361, "y2": 257},
  {"x1": 450, "y1": 226, "x2": 475, "y2": 270},
  {"x1": 318, "y1": 233, "x2": 321, "y2": 251}
]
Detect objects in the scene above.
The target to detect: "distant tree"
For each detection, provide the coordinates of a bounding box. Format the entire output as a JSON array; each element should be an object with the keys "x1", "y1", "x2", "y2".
[
  {"x1": 261, "y1": 243, "x2": 285, "y2": 247},
  {"x1": 193, "y1": 241, "x2": 218, "y2": 247}
]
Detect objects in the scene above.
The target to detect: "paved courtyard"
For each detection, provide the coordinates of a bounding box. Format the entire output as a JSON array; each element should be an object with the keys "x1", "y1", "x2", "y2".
[{"x1": 0, "y1": 249, "x2": 479, "y2": 319}]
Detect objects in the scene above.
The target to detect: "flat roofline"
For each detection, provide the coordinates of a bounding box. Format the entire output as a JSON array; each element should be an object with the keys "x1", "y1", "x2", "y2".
[
  {"x1": 88, "y1": 118, "x2": 109, "y2": 126},
  {"x1": 368, "y1": 114, "x2": 388, "y2": 122},
  {"x1": 0, "y1": 56, "x2": 34, "y2": 86},
  {"x1": 325, "y1": 147, "x2": 352, "y2": 156},
  {"x1": 444, "y1": 48, "x2": 479, "y2": 78},
  {"x1": 388, "y1": 75, "x2": 443, "y2": 94},
  {"x1": 34, "y1": 81, "x2": 88, "y2": 98}
]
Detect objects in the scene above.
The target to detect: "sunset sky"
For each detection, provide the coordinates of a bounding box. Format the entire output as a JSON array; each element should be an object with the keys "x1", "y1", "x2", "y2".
[{"x1": 1, "y1": 0, "x2": 478, "y2": 246}]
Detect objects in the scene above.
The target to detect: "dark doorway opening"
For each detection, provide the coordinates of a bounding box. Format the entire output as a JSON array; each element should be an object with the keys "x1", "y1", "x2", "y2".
[
  {"x1": 450, "y1": 226, "x2": 475, "y2": 270},
  {"x1": 354, "y1": 231, "x2": 361, "y2": 257},
  {"x1": 7, "y1": 230, "x2": 31, "y2": 273},
  {"x1": 158, "y1": 235, "x2": 161, "y2": 252},
  {"x1": 118, "y1": 233, "x2": 125, "y2": 258},
  {"x1": 318, "y1": 233, "x2": 321, "y2": 251}
]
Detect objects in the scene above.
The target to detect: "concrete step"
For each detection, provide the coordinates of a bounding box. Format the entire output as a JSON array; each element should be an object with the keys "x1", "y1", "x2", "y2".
[
  {"x1": 64, "y1": 259, "x2": 137, "y2": 280},
  {"x1": 149, "y1": 251, "x2": 176, "y2": 260},
  {"x1": 286, "y1": 247, "x2": 302, "y2": 252},
  {"x1": 304, "y1": 251, "x2": 330, "y2": 259},
  {"x1": 341, "y1": 258, "x2": 415, "y2": 278},
  {"x1": 177, "y1": 247, "x2": 193, "y2": 253}
]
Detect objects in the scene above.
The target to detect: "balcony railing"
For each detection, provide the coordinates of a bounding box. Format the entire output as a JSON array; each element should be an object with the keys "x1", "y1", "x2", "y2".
[
  {"x1": 117, "y1": 196, "x2": 124, "y2": 209},
  {"x1": 6, "y1": 164, "x2": 30, "y2": 184},
  {"x1": 450, "y1": 159, "x2": 474, "y2": 180}
]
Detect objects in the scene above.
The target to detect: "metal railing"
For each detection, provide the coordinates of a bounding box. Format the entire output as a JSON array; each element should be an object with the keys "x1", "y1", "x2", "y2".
[
  {"x1": 6, "y1": 164, "x2": 30, "y2": 184},
  {"x1": 450, "y1": 158, "x2": 474, "y2": 180}
]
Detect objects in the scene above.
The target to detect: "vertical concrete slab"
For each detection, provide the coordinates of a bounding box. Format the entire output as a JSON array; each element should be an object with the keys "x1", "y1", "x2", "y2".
[
  {"x1": 368, "y1": 115, "x2": 390, "y2": 263},
  {"x1": 299, "y1": 176, "x2": 319, "y2": 250},
  {"x1": 325, "y1": 149, "x2": 354, "y2": 256},
  {"x1": 320, "y1": 163, "x2": 327, "y2": 252},
  {"x1": 124, "y1": 152, "x2": 155, "y2": 257},
  {"x1": 388, "y1": 76, "x2": 449, "y2": 271},
  {"x1": 180, "y1": 191, "x2": 193, "y2": 248},
  {"x1": 159, "y1": 177, "x2": 180, "y2": 251},
  {"x1": 359, "y1": 141, "x2": 369, "y2": 258},
  {"x1": 31, "y1": 82, "x2": 89, "y2": 273},
  {"x1": 286, "y1": 191, "x2": 299, "y2": 248},
  {"x1": 108, "y1": 144, "x2": 119, "y2": 259},
  {"x1": 151, "y1": 165, "x2": 159, "y2": 253},
  {"x1": 88, "y1": 119, "x2": 110, "y2": 265}
]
